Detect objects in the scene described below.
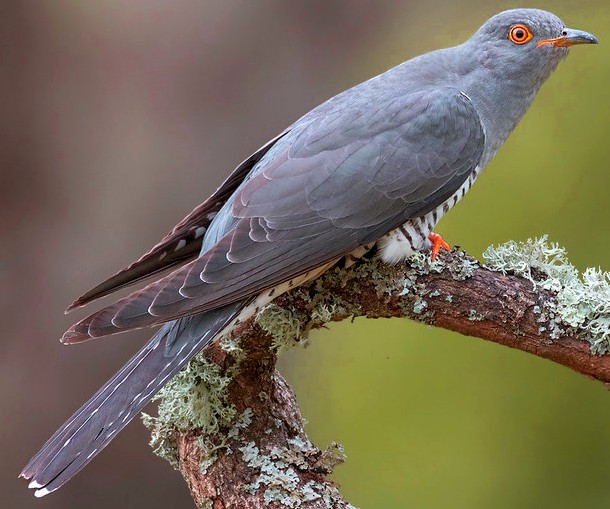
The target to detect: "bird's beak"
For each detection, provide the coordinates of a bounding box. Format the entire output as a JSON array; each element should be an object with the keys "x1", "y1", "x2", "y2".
[{"x1": 537, "y1": 28, "x2": 599, "y2": 48}]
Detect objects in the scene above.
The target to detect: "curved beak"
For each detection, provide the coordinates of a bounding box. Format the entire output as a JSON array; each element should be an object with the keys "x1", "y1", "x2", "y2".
[{"x1": 537, "y1": 28, "x2": 599, "y2": 48}]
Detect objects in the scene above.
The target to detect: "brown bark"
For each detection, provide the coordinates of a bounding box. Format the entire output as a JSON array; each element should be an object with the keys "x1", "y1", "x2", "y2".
[
  {"x1": 173, "y1": 327, "x2": 353, "y2": 508},
  {"x1": 166, "y1": 249, "x2": 610, "y2": 508}
]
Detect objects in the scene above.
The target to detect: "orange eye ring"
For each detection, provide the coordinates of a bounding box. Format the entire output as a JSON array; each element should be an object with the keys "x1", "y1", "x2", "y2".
[{"x1": 508, "y1": 24, "x2": 533, "y2": 45}]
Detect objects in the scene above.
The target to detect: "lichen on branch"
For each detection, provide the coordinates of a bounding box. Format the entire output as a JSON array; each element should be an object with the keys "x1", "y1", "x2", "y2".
[
  {"x1": 143, "y1": 236, "x2": 610, "y2": 508},
  {"x1": 484, "y1": 236, "x2": 610, "y2": 353}
]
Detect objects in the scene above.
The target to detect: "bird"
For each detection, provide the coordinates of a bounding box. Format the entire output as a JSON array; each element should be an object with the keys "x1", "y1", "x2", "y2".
[{"x1": 21, "y1": 8, "x2": 597, "y2": 497}]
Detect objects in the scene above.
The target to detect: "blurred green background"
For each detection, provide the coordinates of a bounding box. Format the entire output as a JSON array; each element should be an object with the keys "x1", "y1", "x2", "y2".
[{"x1": 2, "y1": 1, "x2": 610, "y2": 508}]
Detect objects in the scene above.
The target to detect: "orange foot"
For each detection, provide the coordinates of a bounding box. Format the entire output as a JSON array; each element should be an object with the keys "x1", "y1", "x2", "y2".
[{"x1": 428, "y1": 232, "x2": 450, "y2": 261}]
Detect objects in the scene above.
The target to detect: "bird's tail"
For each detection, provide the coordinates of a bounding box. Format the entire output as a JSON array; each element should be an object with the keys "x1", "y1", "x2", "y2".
[{"x1": 20, "y1": 302, "x2": 245, "y2": 497}]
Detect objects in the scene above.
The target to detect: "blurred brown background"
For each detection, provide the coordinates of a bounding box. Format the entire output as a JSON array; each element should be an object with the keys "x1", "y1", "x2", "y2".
[{"x1": 3, "y1": 1, "x2": 610, "y2": 508}]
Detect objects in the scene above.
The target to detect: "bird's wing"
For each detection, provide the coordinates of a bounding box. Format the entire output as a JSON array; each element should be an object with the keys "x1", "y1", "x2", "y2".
[
  {"x1": 67, "y1": 131, "x2": 290, "y2": 311},
  {"x1": 64, "y1": 87, "x2": 485, "y2": 343}
]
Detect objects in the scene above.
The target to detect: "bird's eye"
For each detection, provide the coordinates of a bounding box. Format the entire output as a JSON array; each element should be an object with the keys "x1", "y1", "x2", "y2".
[{"x1": 508, "y1": 24, "x2": 533, "y2": 45}]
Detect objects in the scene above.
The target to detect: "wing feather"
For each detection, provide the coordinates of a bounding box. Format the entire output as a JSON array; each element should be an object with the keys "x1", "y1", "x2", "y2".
[
  {"x1": 63, "y1": 87, "x2": 485, "y2": 343},
  {"x1": 66, "y1": 131, "x2": 290, "y2": 311}
]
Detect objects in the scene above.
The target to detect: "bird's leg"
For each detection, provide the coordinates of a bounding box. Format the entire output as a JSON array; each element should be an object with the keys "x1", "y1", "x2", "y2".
[{"x1": 428, "y1": 232, "x2": 450, "y2": 261}]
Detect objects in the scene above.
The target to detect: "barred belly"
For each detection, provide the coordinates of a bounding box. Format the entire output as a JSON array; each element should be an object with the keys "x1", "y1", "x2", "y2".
[{"x1": 377, "y1": 167, "x2": 481, "y2": 263}]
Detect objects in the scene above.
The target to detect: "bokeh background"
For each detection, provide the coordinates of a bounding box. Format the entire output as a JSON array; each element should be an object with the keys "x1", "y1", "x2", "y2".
[{"x1": 3, "y1": 1, "x2": 610, "y2": 508}]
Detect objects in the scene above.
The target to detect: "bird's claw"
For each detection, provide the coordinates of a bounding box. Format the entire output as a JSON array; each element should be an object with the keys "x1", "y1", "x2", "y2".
[{"x1": 428, "y1": 233, "x2": 450, "y2": 261}]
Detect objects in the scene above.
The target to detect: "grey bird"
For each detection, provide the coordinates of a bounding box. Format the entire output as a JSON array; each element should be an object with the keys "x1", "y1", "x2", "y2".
[{"x1": 21, "y1": 8, "x2": 597, "y2": 496}]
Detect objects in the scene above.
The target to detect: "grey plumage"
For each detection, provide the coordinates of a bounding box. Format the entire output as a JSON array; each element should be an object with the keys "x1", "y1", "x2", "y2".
[
  {"x1": 21, "y1": 8, "x2": 597, "y2": 496},
  {"x1": 63, "y1": 87, "x2": 484, "y2": 340},
  {"x1": 21, "y1": 303, "x2": 247, "y2": 495}
]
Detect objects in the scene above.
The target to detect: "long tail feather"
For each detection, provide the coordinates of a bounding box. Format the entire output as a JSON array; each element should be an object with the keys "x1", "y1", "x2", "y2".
[{"x1": 20, "y1": 302, "x2": 245, "y2": 496}]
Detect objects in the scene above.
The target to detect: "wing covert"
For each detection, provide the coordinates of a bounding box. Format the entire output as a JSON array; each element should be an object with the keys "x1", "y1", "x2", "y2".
[{"x1": 63, "y1": 87, "x2": 485, "y2": 342}]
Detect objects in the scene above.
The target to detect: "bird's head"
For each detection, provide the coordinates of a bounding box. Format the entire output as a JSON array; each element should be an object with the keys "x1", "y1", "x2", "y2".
[{"x1": 470, "y1": 8, "x2": 598, "y2": 85}]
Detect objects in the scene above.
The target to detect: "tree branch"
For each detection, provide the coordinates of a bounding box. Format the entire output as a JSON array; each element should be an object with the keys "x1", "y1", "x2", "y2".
[{"x1": 143, "y1": 238, "x2": 610, "y2": 508}]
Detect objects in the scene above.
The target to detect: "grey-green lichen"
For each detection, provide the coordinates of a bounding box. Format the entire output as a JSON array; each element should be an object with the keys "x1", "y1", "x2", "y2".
[
  {"x1": 255, "y1": 271, "x2": 352, "y2": 353},
  {"x1": 468, "y1": 309, "x2": 485, "y2": 321},
  {"x1": 447, "y1": 251, "x2": 479, "y2": 281},
  {"x1": 238, "y1": 439, "x2": 356, "y2": 508},
  {"x1": 256, "y1": 304, "x2": 304, "y2": 352},
  {"x1": 142, "y1": 352, "x2": 242, "y2": 468},
  {"x1": 197, "y1": 496, "x2": 214, "y2": 509},
  {"x1": 407, "y1": 251, "x2": 446, "y2": 274},
  {"x1": 391, "y1": 250, "x2": 478, "y2": 319},
  {"x1": 406, "y1": 249, "x2": 479, "y2": 280},
  {"x1": 310, "y1": 303, "x2": 337, "y2": 324},
  {"x1": 412, "y1": 295, "x2": 428, "y2": 314},
  {"x1": 314, "y1": 441, "x2": 348, "y2": 473},
  {"x1": 197, "y1": 407, "x2": 254, "y2": 473},
  {"x1": 484, "y1": 235, "x2": 610, "y2": 353}
]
